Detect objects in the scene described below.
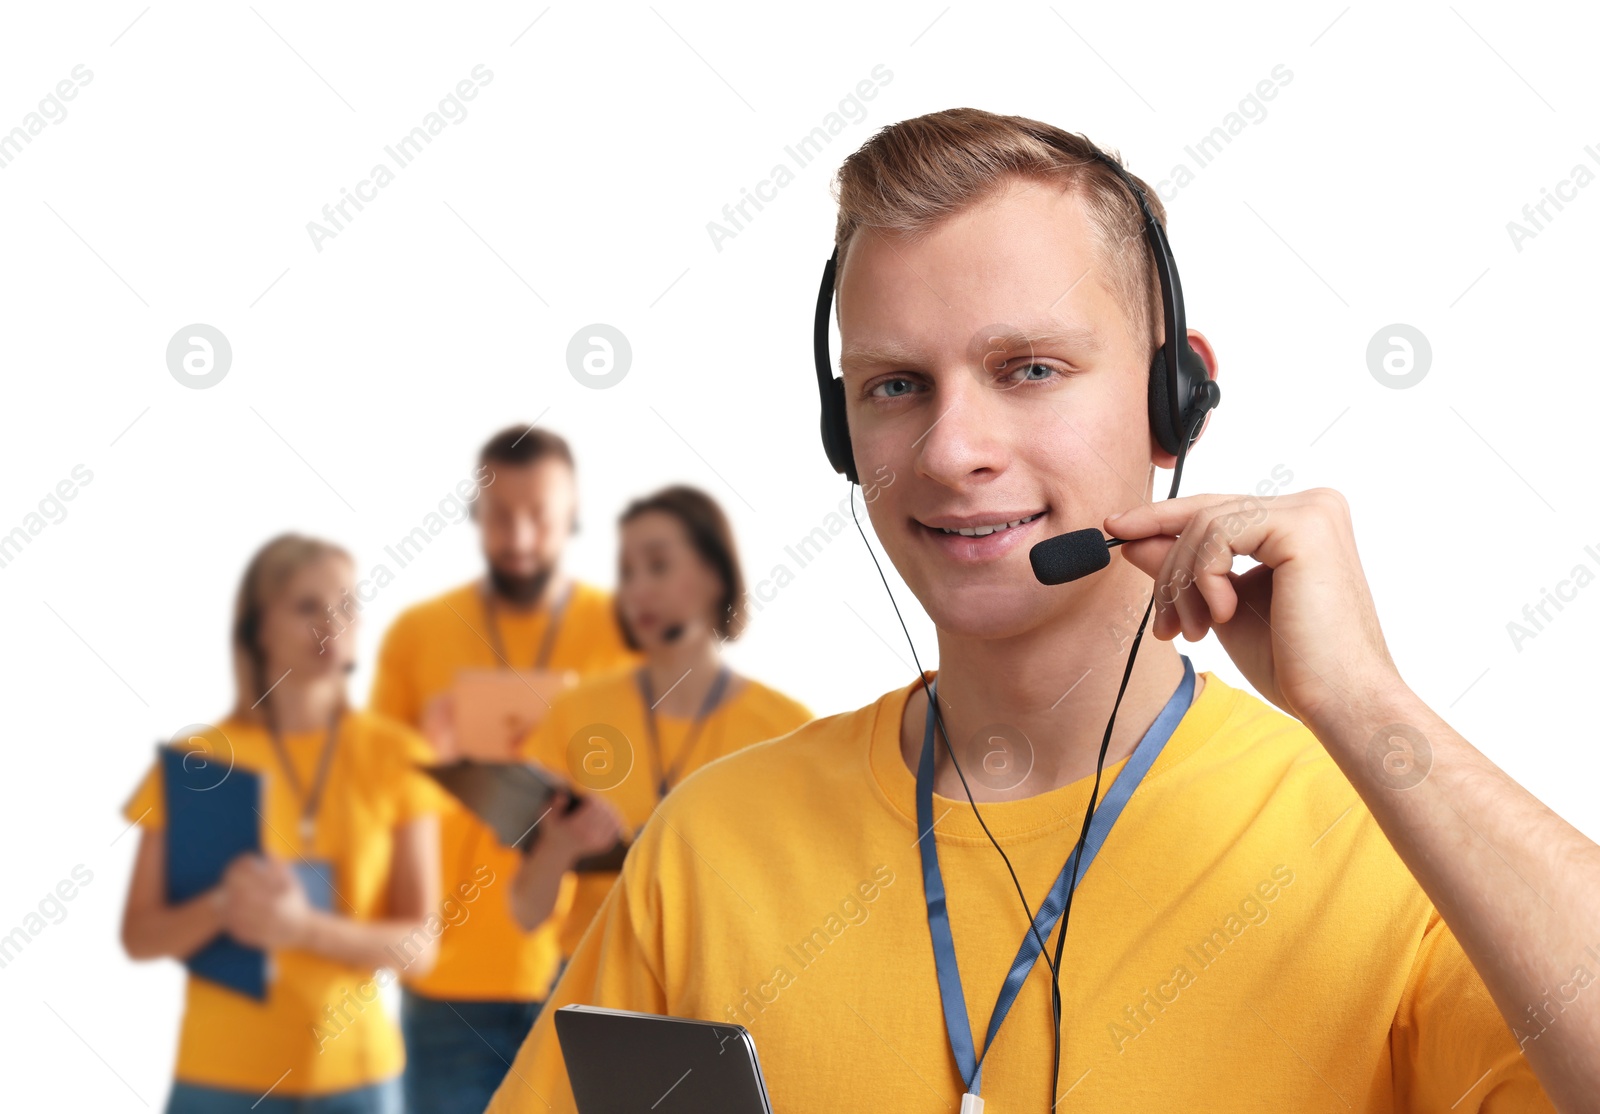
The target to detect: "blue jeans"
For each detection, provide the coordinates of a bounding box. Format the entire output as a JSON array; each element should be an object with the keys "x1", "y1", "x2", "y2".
[
  {"x1": 400, "y1": 988, "x2": 543, "y2": 1114},
  {"x1": 166, "y1": 1077, "x2": 400, "y2": 1113}
]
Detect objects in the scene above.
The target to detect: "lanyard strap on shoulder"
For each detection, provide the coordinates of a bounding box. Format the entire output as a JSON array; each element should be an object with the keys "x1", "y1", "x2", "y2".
[{"x1": 915, "y1": 655, "x2": 1196, "y2": 1094}]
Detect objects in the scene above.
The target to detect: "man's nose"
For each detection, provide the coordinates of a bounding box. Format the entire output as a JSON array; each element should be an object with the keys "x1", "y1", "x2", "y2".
[{"x1": 912, "y1": 370, "x2": 1009, "y2": 484}]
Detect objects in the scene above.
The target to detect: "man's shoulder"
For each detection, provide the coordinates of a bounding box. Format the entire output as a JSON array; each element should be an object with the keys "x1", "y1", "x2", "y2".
[
  {"x1": 1190, "y1": 676, "x2": 1361, "y2": 819},
  {"x1": 1196, "y1": 673, "x2": 1423, "y2": 889},
  {"x1": 382, "y1": 578, "x2": 480, "y2": 640},
  {"x1": 1190, "y1": 672, "x2": 1331, "y2": 776},
  {"x1": 558, "y1": 580, "x2": 635, "y2": 669},
  {"x1": 565, "y1": 579, "x2": 614, "y2": 611}
]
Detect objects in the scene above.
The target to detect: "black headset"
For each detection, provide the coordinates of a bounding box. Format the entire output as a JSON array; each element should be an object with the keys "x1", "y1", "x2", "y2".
[{"x1": 812, "y1": 146, "x2": 1221, "y2": 481}]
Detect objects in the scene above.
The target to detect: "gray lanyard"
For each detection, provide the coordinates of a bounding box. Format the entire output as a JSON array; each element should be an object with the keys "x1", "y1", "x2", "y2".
[
  {"x1": 635, "y1": 664, "x2": 732, "y2": 800},
  {"x1": 481, "y1": 578, "x2": 573, "y2": 671},
  {"x1": 264, "y1": 704, "x2": 343, "y2": 846}
]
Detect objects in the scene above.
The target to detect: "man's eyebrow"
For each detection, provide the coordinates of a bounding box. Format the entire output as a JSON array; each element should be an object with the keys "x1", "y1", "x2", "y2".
[
  {"x1": 838, "y1": 337, "x2": 926, "y2": 372},
  {"x1": 975, "y1": 326, "x2": 1106, "y2": 353},
  {"x1": 838, "y1": 326, "x2": 1104, "y2": 372}
]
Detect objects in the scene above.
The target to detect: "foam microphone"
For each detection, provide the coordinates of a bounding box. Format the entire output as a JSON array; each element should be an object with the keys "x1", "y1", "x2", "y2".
[
  {"x1": 661, "y1": 622, "x2": 686, "y2": 642},
  {"x1": 1029, "y1": 529, "x2": 1128, "y2": 586}
]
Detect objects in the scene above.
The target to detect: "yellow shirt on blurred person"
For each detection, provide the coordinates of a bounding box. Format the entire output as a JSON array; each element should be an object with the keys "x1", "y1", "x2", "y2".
[
  {"x1": 521, "y1": 664, "x2": 812, "y2": 954},
  {"x1": 369, "y1": 578, "x2": 635, "y2": 1000},
  {"x1": 122, "y1": 713, "x2": 443, "y2": 1095}
]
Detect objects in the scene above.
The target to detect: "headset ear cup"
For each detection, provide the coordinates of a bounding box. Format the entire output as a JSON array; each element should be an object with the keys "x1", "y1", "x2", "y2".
[
  {"x1": 1176, "y1": 343, "x2": 1213, "y2": 446},
  {"x1": 823, "y1": 378, "x2": 859, "y2": 484},
  {"x1": 1148, "y1": 342, "x2": 1213, "y2": 457},
  {"x1": 1147, "y1": 349, "x2": 1180, "y2": 458}
]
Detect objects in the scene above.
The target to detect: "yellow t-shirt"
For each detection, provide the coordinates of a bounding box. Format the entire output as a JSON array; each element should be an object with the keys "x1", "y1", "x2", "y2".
[
  {"x1": 485, "y1": 669, "x2": 1555, "y2": 1113},
  {"x1": 122, "y1": 711, "x2": 445, "y2": 1096},
  {"x1": 520, "y1": 665, "x2": 813, "y2": 955},
  {"x1": 367, "y1": 578, "x2": 637, "y2": 1000}
]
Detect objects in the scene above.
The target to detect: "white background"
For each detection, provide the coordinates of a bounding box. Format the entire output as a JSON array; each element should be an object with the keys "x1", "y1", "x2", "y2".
[{"x1": 1, "y1": 2, "x2": 1595, "y2": 1108}]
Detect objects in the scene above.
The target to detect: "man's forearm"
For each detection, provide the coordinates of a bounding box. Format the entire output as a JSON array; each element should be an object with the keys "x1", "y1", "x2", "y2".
[{"x1": 1308, "y1": 682, "x2": 1600, "y2": 1111}]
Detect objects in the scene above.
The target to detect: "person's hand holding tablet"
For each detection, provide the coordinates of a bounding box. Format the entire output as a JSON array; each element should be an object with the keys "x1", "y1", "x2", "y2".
[{"x1": 510, "y1": 783, "x2": 626, "y2": 932}]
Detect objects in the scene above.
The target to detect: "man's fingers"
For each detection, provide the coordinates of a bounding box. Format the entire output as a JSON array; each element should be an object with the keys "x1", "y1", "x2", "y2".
[
  {"x1": 1177, "y1": 509, "x2": 1255, "y2": 632},
  {"x1": 1105, "y1": 493, "x2": 1253, "y2": 540},
  {"x1": 1174, "y1": 566, "x2": 1213, "y2": 640},
  {"x1": 1195, "y1": 567, "x2": 1239, "y2": 625},
  {"x1": 1110, "y1": 504, "x2": 1274, "y2": 640},
  {"x1": 1115, "y1": 536, "x2": 1173, "y2": 580}
]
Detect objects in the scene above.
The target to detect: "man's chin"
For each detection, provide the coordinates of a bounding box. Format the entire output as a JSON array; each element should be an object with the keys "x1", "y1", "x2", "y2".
[
  {"x1": 917, "y1": 588, "x2": 1055, "y2": 641},
  {"x1": 487, "y1": 563, "x2": 553, "y2": 606}
]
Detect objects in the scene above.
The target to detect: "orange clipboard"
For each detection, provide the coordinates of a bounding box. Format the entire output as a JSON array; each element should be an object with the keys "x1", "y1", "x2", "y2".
[{"x1": 452, "y1": 667, "x2": 578, "y2": 760}]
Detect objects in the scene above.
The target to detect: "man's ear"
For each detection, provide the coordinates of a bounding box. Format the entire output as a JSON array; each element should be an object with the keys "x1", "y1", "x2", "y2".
[{"x1": 1151, "y1": 328, "x2": 1219, "y2": 471}]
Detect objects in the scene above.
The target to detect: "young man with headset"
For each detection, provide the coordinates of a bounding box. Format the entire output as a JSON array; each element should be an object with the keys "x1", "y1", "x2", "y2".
[{"x1": 485, "y1": 109, "x2": 1598, "y2": 1112}]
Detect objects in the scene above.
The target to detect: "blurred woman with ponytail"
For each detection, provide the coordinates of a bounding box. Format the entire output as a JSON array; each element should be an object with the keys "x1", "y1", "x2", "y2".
[{"x1": 119, "y1": 534, "x2": 445, "y2": 1113}]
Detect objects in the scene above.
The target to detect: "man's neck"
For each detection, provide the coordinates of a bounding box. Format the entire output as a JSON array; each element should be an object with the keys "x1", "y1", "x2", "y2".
[
  {"x1": 645, "y1": 635, "x2": 729, "y2": 718},
  {"x1": 263, "y1": 672, "x2": 346, "y2": 735},
  {"x1": 900, "y1": 570, "x2": 1199, "y2": 802}
]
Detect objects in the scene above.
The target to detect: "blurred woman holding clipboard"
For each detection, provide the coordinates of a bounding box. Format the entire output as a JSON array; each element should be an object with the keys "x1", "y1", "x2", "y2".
[
  {"x1": 509, "y1": 486, "x2": 813, "y2": 952},
  {"x1": 119, "y1": 534, "x2": 444, "y2": 1114}
]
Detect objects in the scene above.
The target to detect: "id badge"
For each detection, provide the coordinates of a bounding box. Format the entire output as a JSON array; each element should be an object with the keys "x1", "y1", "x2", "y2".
[{"x1": 293, "y1": 858, "x2": 336, "y2": 912}]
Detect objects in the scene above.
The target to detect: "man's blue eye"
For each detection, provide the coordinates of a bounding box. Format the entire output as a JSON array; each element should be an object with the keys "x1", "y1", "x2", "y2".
[
  {"x1": 1011, "y1": 363, "x2": 1056, "y2": 382},
  {"x1": 877, "y1": 378, "x2": 916, "y2": 397}
]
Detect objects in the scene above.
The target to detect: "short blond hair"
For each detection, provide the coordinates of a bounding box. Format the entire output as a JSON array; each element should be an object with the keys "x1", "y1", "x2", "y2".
[{"x1": 832, "y1": 107, "x2": 1166, "y2": 352}]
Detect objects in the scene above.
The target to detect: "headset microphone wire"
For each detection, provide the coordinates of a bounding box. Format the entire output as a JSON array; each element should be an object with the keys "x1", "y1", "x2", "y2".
[
  {"x1": 1044, "y1": 581, "x2": 1155, "y2": 1101},
  {"x1": 1040, "y1": 430, "x2": 1193, "y2": 1100}
]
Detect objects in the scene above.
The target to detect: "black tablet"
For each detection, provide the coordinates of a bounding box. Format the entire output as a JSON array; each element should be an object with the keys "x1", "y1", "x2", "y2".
[
  {"x1": 421, "y1": 760, "x2": 632, "y2": 869},
  {"x1": 420, "y1": 759, "x2": 569, "y2": 849},
  {"x1": 554, "y1": 1005, "x2": 774, "y2": 1114}
]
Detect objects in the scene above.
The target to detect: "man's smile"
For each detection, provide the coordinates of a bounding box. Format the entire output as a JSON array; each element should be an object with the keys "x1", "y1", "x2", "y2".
[{"x1": 914, "y1": 508, "x2": 1047, "y2": 561}]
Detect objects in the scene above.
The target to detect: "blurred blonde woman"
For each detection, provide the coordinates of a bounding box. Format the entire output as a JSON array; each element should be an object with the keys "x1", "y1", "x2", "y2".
[{"x1": 120, "y1": 534, "x2": 444, "y2": 1113}]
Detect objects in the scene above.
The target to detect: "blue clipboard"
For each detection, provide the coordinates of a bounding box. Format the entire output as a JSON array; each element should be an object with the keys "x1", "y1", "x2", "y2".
[{"x1": 159, "y1": 744, "x2": 269, "y2": 1000}]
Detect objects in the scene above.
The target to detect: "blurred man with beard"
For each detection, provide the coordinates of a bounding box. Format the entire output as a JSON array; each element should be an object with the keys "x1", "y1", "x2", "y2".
[{"x1": 369, "y1": 425, "x2": 637, "y2": 1114}]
